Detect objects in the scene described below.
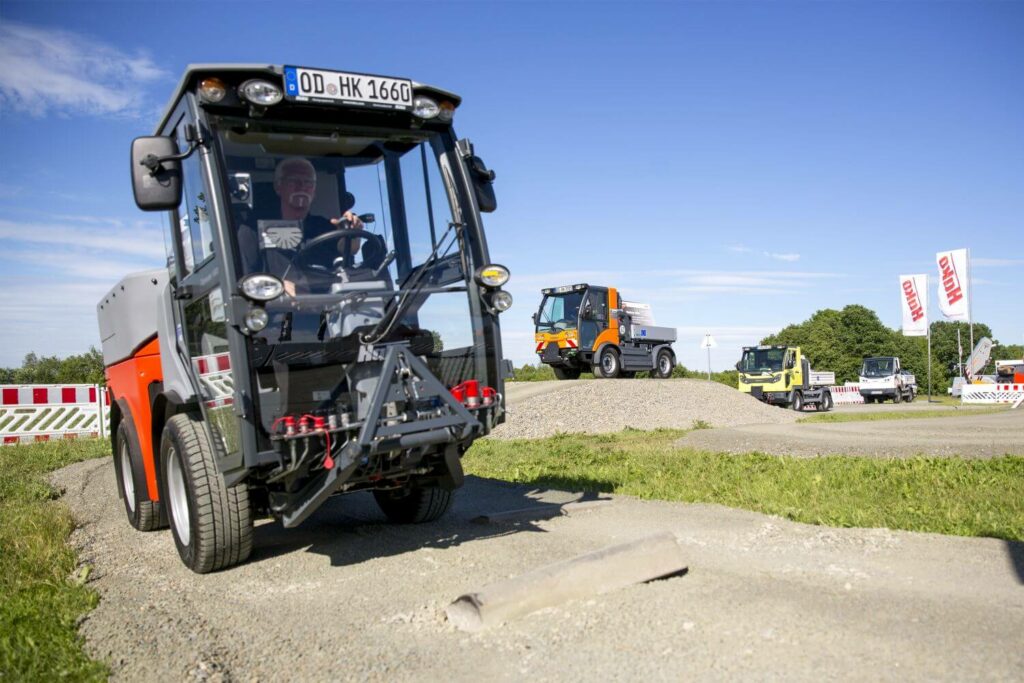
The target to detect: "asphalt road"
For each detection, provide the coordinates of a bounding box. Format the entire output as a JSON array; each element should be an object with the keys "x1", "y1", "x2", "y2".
[{"x1": 55, "y1": 458, "x2": 1024, "y2": 681}]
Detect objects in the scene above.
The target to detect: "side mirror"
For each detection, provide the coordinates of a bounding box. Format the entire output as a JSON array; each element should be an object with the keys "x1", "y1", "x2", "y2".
[
  {"x1": 735, "y1": 361, "x2": 741, "y2": 371},
  {"x1": 531, "y1": 312, "x2": 538, "y2": 324},
  {"x1": 131, "y1": 136, "x2": 182, "y2": 211},
  {"x1": 468, "y1": 156, "x2": 497, "y2": 213}
]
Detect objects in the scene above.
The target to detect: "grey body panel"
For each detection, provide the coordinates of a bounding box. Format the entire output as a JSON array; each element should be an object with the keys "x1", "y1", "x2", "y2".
[
  {"x1": 628, "y1": 324, "x2": 676, "y2": 343},
  {"x1": 96, "y1": 269, "x2": 168, "y2": 366}
]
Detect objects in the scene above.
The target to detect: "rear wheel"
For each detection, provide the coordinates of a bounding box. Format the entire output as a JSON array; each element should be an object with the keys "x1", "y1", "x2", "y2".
[
  {"x1": 596, "y1": 347, "x2": 621, "y2": 379},
  {"x1": 653, "y1": 349, "x2": 674, "y2": 379},
  {"x1": 791, "y1": 391, "x2": 804, "y2": 411},
  {"x1": 373, "y1": 486, "x2": 453, "y2": 523},
  {"x1": 112, "y1": 421, "x2": 164, "y2": 531},
  {"x1": 552, "y1": 366, "x2": 582, "y2": 381},
  {"x1": 160, "y1": 413, "x2": 253, "y2": 574},
  {"x1": 820, "y1": 392, "x2": 833, "y2": 412}
]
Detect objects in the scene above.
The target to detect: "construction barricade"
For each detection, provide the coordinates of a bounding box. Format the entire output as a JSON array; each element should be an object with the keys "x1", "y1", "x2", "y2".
[
  {"x1": 961, "y1": 383, "x2": 1024, "y2": 406},
  {"x1": 0, "y1": 384, "x2": 108, "y2": 445},
  {"x1": 828, "y1": 385, "x2": 864, "y2": 404}
]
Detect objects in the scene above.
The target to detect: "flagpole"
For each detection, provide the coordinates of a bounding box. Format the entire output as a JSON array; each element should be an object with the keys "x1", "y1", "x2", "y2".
[
  {"x1": 927, "y1": 274, "x2": 933, "y2": 403},
  {"x1": 968, "y1": 247, "x2": 974, "y2": 358}
]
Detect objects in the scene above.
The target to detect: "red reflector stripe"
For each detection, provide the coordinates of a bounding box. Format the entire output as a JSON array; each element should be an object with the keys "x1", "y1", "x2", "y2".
[
  {"x1": 32, "y1": 388, "x2": 48, "y2": 404},
  {"x1": 62, "y1": 387, "x2": 77, "y2": 404},
  {"x1": 2, "y1": 388, "x2": 16, "y2": 405},
  {"x1": 90, "y1": 387, "x2": 98, "y2": 403},
  {"x1": 3, "y1": 436, "x2": 18, "y2": 444}
]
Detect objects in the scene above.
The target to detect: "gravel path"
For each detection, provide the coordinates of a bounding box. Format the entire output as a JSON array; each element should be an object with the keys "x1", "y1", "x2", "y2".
[
  {"x1": 677, "y1": 409, "x2": 1024, "y2": 458},
  {"x1": 53, "y1": 459, "x2": 1024, "y2": 681},
  {"x1": 493, "y1": 379, "x2": 798, "y2": 439}
]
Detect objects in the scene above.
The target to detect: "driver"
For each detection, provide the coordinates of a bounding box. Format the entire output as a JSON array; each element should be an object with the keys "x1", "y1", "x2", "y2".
[{"x1": 238, "y1": 157, "x2": 364, "y2": 295}]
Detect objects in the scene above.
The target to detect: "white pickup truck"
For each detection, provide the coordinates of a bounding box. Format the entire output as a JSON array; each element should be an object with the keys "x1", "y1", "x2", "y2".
[{"x1": 859, "y1": 356, "x2": 916, "y2": 404}]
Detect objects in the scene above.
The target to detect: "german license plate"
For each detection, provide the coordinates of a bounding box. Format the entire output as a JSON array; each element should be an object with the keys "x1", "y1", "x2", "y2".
[{"x1": 283, "y1": 66, "x2": 412, "y2": 110}]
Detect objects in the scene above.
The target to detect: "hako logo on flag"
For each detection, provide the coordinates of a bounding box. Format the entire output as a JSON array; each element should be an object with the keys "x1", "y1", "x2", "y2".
[
  {"x1": 936, "y1": 248, "x2": 970, "y2": 321},
  {"x1": 899, "y1": 274, "x2": 928, "y2": 336}
]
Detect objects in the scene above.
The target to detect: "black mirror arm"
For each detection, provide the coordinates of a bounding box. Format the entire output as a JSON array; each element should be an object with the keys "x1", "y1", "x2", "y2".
[{"x1": 141, "y1": 138, "x2": 198, "y2": 173}]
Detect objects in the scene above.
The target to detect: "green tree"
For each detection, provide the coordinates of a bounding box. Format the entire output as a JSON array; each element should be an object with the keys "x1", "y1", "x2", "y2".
[{"x1": 6, "y1": 348, "x2": 105, "y2": 385}]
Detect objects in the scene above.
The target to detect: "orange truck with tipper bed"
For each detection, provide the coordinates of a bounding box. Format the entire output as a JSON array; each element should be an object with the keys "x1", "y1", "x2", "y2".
[
  {"x1": 99, "y1": 63, "x2": 512, "y2": 573},
  {"x1": 533, "y1": 283, "x2": 677, "y2": 379}
]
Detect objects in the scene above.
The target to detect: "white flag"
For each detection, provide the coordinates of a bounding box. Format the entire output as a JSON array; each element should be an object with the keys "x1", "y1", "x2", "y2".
[
  {"x1": 899, "y1": 274, "x2": 928, "y2": 336},
  {"x1": 936, "y1": 249, "x2": 970, "y2": 321}
]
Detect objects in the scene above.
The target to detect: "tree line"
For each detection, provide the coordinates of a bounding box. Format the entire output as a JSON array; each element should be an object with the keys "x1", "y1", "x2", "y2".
[
  {"x1": 0, "y1": 349, "x2": 105, "y2": 385},
  {"x1": 760, "y1": 305, "x2": 1022, "y2": 390}
]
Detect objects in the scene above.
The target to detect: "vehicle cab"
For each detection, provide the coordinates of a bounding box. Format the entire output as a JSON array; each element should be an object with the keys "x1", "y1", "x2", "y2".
[{"x1": 102, "y1": 64, "x2": 512, "y2": 572}]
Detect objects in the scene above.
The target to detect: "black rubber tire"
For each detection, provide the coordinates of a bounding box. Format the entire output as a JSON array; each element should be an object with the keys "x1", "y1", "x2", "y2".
[
  {"x1": 893, "y1": 390, "x2": 902, "y2": 404},
  {"x1": 160, "y1": 413, "x2": 253, "y2": 574},
  {"x1": 552, "y1": 366, "x2": 582, "y2": 381},
  {"x1": 791, "y1": 391, "x2": 804, "y2": 411},
  {"x1": 596, "y1": 347, "x2": 621, "y2": 379},
  {"x1": 653, "y1": 349, "x2": 674, "y2": 379},
  {"x1": 907, "y1": 389, "x2": 916, "y2": 403},
  {"x1": 373, "y1": 486, "x2": 453, "y2": 524},
  {"x1": 820, "y1": 392, "x2": 833, "y2": 412},
  {"x1": 112, "y1": 421, "x2": 164, "y2": 531}
]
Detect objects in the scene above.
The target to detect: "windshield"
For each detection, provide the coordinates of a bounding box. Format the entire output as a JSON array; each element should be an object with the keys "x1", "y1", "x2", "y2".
[
  {"x1": 861, "y1": 358, "x2": 894, "y2": 377},
  {"x1": 212, "y1": 117, "x2": 473, "y2": 340},
  {"x1": 739, "y1": 348, "x2": 785, "y2": 373},
  {"x1": 536, "y1": 292, "x2": 583, "y2": 331}
]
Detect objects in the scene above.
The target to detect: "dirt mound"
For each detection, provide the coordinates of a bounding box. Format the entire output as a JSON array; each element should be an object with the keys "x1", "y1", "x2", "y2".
[{"x1": 490, "y1": 379, "x2": 799, "y2": 439}]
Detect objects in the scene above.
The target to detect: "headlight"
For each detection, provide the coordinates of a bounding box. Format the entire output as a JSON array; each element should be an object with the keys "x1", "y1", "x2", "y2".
[
  {"x1": 474, "y1": 264, "x2": 510, "y2": 288},
  {"x1": 240, "y1": 273, "x2": 284, "y2": 301},
  {"x1": 437, "y1": 101, "x2": 455, "y2": 123},
  {"x1": 244, "y1": 307, "x2": 269, "y2": 332},
  {"x1": 489, "y1": 290, "x2": 513, "y2": 313},
  {"x1": 412, "y1": 96, "x2": 439, "y2": 119},
  {"x1": 239, "y1": 79, "x2": 283, "y2": 106},
  {"x1": 198, "y1": 77, "x2": 227, "y2": 103}
]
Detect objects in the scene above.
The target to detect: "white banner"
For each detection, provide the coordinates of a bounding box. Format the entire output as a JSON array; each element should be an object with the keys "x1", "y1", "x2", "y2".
[
  {"x1": 936, "y1": 248, "x2": 970, "y2": 321},
  {"x1": 899, "y1": 274, "x2": 928, "y2": 336}
]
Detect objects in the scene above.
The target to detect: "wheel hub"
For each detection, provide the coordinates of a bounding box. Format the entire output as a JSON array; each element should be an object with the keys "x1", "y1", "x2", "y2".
[
  {"x1": 119, "y1": 441, "x2": 136, "y2": 513},
  {"x1": 166, "y1": 446, "x2": 191, "y2": 546}
]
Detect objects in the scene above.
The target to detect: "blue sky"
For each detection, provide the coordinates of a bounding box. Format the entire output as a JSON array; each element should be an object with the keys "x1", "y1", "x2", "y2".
[{"x1": 0, "y1": 0, "x2": 1021, "y2": 371}]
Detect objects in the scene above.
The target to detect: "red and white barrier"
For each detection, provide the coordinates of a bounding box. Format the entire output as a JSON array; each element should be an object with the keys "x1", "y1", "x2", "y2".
[
  {"x1": 961, "y1": 383, "x2": 1024, "y2": 406},
  {"x1": 1, "y1": 384, "x2": 108, "y2": 445},
  {"x1": 828, "y1": 385, "x2": 864, "y2": 404}
]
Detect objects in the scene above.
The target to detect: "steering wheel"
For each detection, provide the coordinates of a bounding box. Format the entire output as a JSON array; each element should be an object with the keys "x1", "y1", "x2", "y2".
[{"x1": 290, "y1": 228, "x2": 384, "y2": 271}]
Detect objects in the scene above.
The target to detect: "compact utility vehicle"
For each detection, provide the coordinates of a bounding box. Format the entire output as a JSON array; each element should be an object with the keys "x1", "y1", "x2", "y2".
[
  {"x1": 99, "y1": 64, "x2": 510, "y2": 572},
  {"x1": 533, "y1": 284, "x2": 676, "y2": 379},
  {"x1": 859, "y1": 356, "x2": 916, "y2": 403},
  {"x1": 737, "y1": 345, "x2": 834, "y2": 411}
]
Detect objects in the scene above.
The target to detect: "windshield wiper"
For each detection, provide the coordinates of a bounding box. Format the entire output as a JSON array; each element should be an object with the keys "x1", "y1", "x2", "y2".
[{"x1": 360, "y1": 221, "x2": 461, "y2": 345}]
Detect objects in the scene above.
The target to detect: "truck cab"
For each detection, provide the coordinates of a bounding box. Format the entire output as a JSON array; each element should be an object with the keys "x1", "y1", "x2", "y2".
[
  {"x1": 100, "y1": 64, "x2": 511, "y2": 572},
  {"x1": 532, "y1": 283, "x2": 676, "y2": 379},
  {"x1": 737, "y1": 345, "x2": 833, "y2": 411},
  {"x1": 859, "y1": 356, "x2": 915, "y2": 403}
]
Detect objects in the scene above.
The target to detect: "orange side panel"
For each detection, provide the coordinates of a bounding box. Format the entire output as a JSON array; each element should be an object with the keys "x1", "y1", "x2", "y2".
[
  {"x1": 105, "y1": 336, "x2": 163, "y2": 501},
  {"x1": 591, "y1": 287, "x2": 620, "y2": 352}
]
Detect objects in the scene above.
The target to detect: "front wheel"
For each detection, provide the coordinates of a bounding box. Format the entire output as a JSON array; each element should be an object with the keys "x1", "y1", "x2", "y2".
[
  {"x1": 893, "y1": 390, "x2": 902, "y2": 404},
  {"x1": 160, "y1": 414, "x2": 253, "y2": 574},
  {"x1": 552, "y1": 366, "x2": 582, "y2": 381},
  {"x1": 653, "y1": 349, "x2": 674, "y2": 379},
  {"x1": 791, "y1": 391, "x2": 804, "y2": 412},
  {"x1": 373, "y1": 486, "x2": 453, "y2": 523},
  {"x1": 596, "y1": 347, "x2": 621, "y2": 379},
  {"x1": 820, "y1": 392, "x2": 833, "y2": 412}
]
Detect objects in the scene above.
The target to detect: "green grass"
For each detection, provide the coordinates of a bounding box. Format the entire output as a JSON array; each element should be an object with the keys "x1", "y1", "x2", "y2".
[
  {"x1": 0, "y1": 439, "x2": 110, "y2": 681},
  {"x1": 465, "y1": 429, "x2": 1024, "y2": 541},
  {"x1": 798, "y1": 406, "x2": 1009, "y2": 423}
]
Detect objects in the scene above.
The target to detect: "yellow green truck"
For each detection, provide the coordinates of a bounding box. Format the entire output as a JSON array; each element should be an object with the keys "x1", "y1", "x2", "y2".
[{"x1": 737, "y1": 345, "x2": 834, "y2": 411}]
